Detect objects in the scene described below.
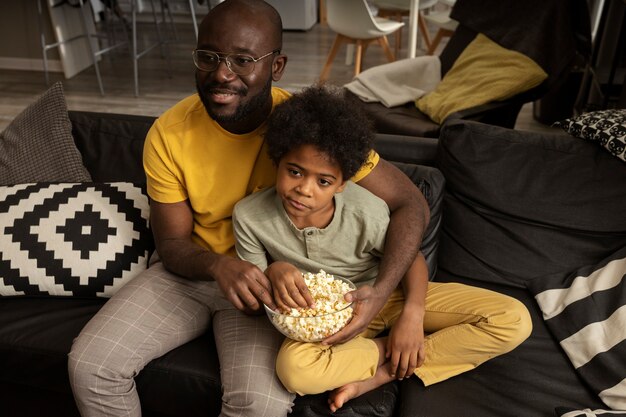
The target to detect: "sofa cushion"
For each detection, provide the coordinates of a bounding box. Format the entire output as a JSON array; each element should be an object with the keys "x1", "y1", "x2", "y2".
[
  {"x1": 0, "y1": 83, "x2": 91, "y2": 185},
  {"x1": 392, "y1": 162, "x2": 444, "y2": 280},
  {"x1": 0, "y1": 297, "x2": 222, "y2": 417},
  {"x1": 68, "y1": 111, "x2": 155, "y2": 184},
  {"x1": 528, "y1": 246, "x2": 626, "y2": 411},
  {"x1": 416, "y1": 34, "x2": 547, "y2": 124},
  {"x1": 554, "y1": 109, "x2": 626, "y2": 163},
  {"x1": 292, "y1": 382, "x2": 398, "y2": 417},
  {"x1": 437, "y1": 120, "x2": 626, "y2": 288},
  {"x1": 0, "y1": 182, "x2": 151, "y2": 297},
  {"x1": 348, "y1": 96, "x2": 441, "y2": 138}
]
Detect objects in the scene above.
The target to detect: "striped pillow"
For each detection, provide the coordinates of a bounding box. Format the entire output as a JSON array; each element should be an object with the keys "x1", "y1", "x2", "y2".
[
  {"x1": 527, "y1": 247, "x2": 626, "y2": 411},
  {"x1": 556, "y1": 408, "x2": 626, "y2": 416}
]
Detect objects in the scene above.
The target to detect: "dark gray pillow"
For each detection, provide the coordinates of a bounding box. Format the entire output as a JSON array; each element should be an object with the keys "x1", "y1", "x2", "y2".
[
  {"x1": 0, "y1": 82, "x2": 91, "y2": 185},
  {"x1": 436, "y1": 120, "x2": 626, "y2": 288}
]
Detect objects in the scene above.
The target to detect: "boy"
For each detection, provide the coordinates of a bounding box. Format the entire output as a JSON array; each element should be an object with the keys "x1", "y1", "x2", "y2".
[{"x1": 233, "y1": 86, "x2": 532, "y2": 412}]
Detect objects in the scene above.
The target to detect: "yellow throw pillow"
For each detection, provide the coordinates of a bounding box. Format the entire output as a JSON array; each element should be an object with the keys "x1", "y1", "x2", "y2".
[{"x1": 416, "y1": 33, "x2": 547, "y2": 124}]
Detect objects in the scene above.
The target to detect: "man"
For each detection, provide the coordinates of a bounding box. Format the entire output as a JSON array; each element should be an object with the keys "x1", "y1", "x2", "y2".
[{"x1": 68, "y1": 1, "x2": 429, "y2": 416}]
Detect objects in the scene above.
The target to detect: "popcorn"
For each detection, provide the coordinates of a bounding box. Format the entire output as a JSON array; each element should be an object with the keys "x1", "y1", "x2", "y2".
[{"x1": 266, "y1": 270, "x2": 354, "y2": 342}]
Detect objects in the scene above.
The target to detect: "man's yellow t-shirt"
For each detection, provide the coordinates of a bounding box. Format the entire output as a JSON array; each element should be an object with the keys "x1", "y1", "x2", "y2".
[{"x1": 143, "y1": 87, "x2": 380, "y2": 257}]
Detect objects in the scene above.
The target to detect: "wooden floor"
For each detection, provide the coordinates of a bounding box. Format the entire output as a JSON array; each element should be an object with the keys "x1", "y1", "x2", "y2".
[{"x1": 0, "y1": 18, "x2": 557, "y2": 133}]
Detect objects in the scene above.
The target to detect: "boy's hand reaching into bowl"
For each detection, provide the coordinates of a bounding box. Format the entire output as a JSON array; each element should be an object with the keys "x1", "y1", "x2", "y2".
[{"x1": 265, "y1": 261, "x2": 315, "y2": 311}]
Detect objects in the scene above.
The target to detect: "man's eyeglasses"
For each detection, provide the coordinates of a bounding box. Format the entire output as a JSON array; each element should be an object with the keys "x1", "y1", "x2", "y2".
[{"x1": 192, "y1": 49, "x2": 280, "y2": 76}]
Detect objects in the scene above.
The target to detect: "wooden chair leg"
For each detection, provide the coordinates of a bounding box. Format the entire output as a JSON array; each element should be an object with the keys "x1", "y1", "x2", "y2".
[
  {"x1": 354, "y1": 40, "x2": 364, "y2": 77},
  {"x1": 393, "y1": 11, "x2": 403, "y2": 59},
  {"x1": 395, "y1": 12, "x2": 404, "y2": 47},
  {"x1": 427, "y1": 28, "x2": 454, "y2": 55},
  {"x1": 427, "y1": 29, "x2": 444, "y2": 55},
  {"x1": 319, "y1": 34, "x2": 346, "y2": 82},
  {"x1": 418, "y1": 12, "x2": 432, "y2": 52},
  {"x1": 394, "y1": 28, "x2": 401, "y2": 59},
  {"x1": 361, "y1": 38, "x2": 381, "y2": 72},
  {"x1": 379, "y1": 36, "x2": 396, "y2": 62},
  {"x1": 378, "y1": 9, "x2": 406, "y2": 61},
  {"x1": 362, "y1": 38, "x2": 373, "y2": 57}
]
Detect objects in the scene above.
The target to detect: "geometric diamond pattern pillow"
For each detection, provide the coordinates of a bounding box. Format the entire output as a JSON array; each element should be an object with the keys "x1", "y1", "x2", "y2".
[
  {"x1": 0, "y1": 182, "x2": 151, "y2": 297},
  {"x1": 554, "y1": 109, "x2": 626, "y2": 162}
]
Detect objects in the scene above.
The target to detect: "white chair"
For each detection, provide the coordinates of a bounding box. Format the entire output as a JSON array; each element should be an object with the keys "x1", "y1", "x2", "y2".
[
  {"x1": 370, "y1": 0, "x2": 438, "y2": 56},
  {"x1": 421, "y1": 8, "x2": 458, "y2": 55},
  {"x1": 320, "y1": 0, "x2": 404, "y2": 82}
]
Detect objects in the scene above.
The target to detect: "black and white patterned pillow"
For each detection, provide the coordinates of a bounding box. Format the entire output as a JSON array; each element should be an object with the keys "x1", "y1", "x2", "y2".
[
  {"x1": 527, "y1": 246, "x2": 626, "y2": 412},
  {"x1": 0, "y1": 182, "x2": 151, "y2": 297},
  {"x1": 554, "y1": 109, "x2": 626, "y2": 162}
]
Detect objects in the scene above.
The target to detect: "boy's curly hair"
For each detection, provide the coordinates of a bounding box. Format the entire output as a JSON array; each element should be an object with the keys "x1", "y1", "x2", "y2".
[{"x1": 265, "y1": 85, "x2": 374, "y2": 180}]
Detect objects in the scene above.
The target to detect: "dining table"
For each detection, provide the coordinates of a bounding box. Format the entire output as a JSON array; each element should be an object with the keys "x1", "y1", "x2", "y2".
[{"x1": 407, "y1": 0, "x2": 421, "y2": 58}]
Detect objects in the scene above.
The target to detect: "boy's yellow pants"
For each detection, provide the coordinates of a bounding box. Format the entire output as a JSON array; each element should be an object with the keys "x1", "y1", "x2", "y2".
[{"x1": 276, "y1": 282, "x2": 532, "y2": 395}]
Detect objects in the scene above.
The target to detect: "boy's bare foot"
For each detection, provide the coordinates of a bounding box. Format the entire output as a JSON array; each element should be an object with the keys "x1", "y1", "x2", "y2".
[
  {"x1": 328, "y1": 382, "x2": 362, "y2": 412},
  {"x1": 327, "y1": 361, "x2": 395, "y2": 412}
]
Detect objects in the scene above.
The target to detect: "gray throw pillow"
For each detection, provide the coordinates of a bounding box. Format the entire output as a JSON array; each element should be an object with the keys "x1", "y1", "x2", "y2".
[
  {"x1": 437, "y1": 119, "x2": 626, "y2": 288},
  {"x1": 0, "y1": 82, "x2": 92, "y2": 185}
]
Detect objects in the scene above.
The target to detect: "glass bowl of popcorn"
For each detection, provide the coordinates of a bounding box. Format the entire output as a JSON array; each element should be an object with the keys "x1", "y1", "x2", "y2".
[{"x1": 264, "y1": 270, "x2": 355, "y2": 343}]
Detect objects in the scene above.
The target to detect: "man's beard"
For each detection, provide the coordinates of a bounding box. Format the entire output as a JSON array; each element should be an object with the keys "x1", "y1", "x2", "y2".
[{"x1": 196, "y1": 77, "x2": 272, "y2": 126}]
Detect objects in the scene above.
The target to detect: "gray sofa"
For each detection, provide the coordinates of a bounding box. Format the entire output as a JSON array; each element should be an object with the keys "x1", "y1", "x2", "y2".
[{"x1": 1, "y1": 108, "x2": 625, "y2": 417}]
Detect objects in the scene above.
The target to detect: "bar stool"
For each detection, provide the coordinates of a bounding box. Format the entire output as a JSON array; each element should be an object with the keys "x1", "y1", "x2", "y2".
[
  {"x1": 188, "y1": 0, "x2": 199, "y2": 39},
  {"x1": 187, "y1": 0, "x2": 221, "y2": 40},
  {"x1": 37, "y1": 0, "x2": 129, "y2": 96},
  {"x1": 129, "y1": 0, "x2": 175, "y2": 96}
]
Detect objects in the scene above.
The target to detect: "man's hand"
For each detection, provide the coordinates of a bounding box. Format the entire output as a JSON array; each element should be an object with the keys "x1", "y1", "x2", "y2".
[
  {"x1": 321, "y1": 285, "x2": 387, "y2": 345},
  {"x1": 387, "y1": 305, "x2": 425, "y2": 379},
  {"x1": 265, "y1": 261, "x2": 314, "y2": 311},
  {"x1": 212, "y1": 255, "x2": 276, "y2": 314},
  {"x1": 149, "y1": 200, "x2": 276, "y2": 314}
]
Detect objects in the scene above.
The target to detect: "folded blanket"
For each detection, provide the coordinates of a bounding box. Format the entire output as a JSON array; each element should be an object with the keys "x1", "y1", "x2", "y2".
[{"x1": 344, "y1": 56, "x2": 441, "y2": 108}]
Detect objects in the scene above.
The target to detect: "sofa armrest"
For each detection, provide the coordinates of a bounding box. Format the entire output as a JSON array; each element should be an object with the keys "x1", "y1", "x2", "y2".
[
  {"x1": 444, "y1": 99, "x2": 526, "y2": 130},
  {"x1": 374, "y1": 133, "x2": 439, "y2": 167},
  {"x1": 444, "y1": 82, "x2": 550, "y2": 129},
  {"x1": 373, "y1": 133, "x2": 444, "y2": 278}
]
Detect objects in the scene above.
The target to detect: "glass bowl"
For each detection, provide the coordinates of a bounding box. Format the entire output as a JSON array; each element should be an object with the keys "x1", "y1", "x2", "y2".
[{"x1": 264, "y1": 272, "x2": 355, "y2": 343}]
